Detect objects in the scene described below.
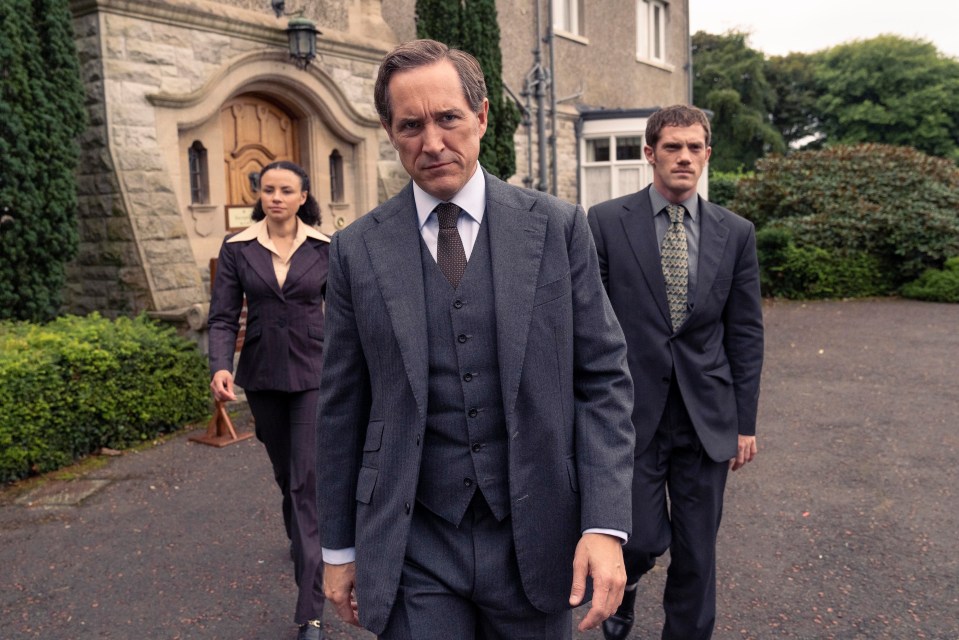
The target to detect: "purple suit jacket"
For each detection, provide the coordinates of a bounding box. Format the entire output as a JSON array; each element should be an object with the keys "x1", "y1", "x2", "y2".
[{"x1": 208, "y1": 227, "x2": 330, "y2": 392}]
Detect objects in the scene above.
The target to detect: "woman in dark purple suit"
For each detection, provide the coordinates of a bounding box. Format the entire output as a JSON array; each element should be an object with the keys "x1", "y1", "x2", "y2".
[{"x1": 208, "y1": 160, "x2": 330, "y2": 640}]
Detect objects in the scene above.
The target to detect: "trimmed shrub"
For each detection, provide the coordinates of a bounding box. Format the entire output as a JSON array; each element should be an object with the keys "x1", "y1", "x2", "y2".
[
  {"x1": 901, "y1": 257, "x2": 959, "y2": 302},
  {"x1": 756, "y1": 227, "x2": 894, "y2": 299},
  {"x1": 732, "y1": 144, "x2": 959, "y2": 288},
  {"x1": 0, "y1": 314, "x2": 210, "y2": 482},
  {"x1": 708, "y1": 169, "x2": 749, "y2": 208}
]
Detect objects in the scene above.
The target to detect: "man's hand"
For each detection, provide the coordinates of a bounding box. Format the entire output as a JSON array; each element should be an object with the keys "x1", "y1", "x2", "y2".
[
  {"x1": 323, "y1": 561, "x2": 360, "y2": 626},
  {"x1": 730, "y1": 434, "x2": 758, "y2": 471},
  {"x1": 569, "y1": 532, "x2": 627, "y2": 631}
]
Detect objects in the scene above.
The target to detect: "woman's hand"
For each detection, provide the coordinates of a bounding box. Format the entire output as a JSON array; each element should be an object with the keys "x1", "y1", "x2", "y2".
[{"x1": 210, "y1": 369, "x2": 237, "y2": 402}]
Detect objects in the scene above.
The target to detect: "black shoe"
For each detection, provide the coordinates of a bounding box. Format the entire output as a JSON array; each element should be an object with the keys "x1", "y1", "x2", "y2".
[
  {"x1": 602, "y1": 583, "x2": 638, "y2": 640},
  {"x1": 297, "y1": 619, "x2": 325, "y2": 640}
]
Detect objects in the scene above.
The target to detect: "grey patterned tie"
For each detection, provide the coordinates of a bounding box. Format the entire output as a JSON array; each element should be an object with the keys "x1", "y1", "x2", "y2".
[
  {"x1": 662, "y1": 204, "x2": 689, "y2": 330},
  {"x1": 435, "y1": 202, "x2": 467, "y2": 288}
]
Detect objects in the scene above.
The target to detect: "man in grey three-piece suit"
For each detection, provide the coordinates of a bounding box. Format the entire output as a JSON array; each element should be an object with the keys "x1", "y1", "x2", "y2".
[{"x1": 315, "y1": 39, "x2": 635, "y2": 639}]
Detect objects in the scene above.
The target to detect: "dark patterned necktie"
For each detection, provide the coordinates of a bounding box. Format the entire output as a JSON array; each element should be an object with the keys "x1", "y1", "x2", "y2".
[
  {"x1": 662, "y1": 204, "x2": 689, "y2": 330},
  {"x1": 435, "y1": 202, "x2": 467, "y2": 288}
]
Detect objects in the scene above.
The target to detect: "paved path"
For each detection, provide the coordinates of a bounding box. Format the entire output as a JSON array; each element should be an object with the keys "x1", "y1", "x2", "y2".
[{"x1": 1, "y1": 299, "x2": 957, "y2": 639}]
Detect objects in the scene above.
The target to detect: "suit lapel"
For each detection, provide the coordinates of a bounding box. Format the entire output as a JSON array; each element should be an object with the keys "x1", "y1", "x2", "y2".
[
  {"x1": 620, "y1": 187, "x2": 671, "y2": 326},
  {"x1": 240, "y1": 242, "x2": 284, "y2": 299},
  {"x1": 485, "y1": 174, "x2": 547, "y2": 417},
  {"x1": 692, "y1": 198, "x2": 729, "y2": 319},
  {"x1": 282, "y1": 239, "x2": 322, "y2": 291},
  {"x1": 363, "y1": 184, "x2": 430, "y2": 420}
]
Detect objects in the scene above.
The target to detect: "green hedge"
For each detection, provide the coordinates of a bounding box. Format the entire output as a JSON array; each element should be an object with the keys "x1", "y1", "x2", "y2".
[
  {"x1": 756, "y1": 227, "x2": 894, "y2": 299},
  {"x1": 732, "y1": 144, "x2": 959, "y2": 291},
  {"x1": 0, "y1": 313, "x2": 210, "y2": 482},
  {"x1": 901, "y1": 257, "x2": 959, "y2": 302}
]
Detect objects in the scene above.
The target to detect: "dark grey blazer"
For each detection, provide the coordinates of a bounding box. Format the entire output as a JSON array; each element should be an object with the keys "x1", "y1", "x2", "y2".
[
  {"x1": 316, "y1": 171, "x2": 635, "y2": 634},
  {"x1": 587, "y1": 185, "x2": 764, "y2": 462},
  {"x1": 208, "y1": 227, "x2": 330, "y2": 392}
]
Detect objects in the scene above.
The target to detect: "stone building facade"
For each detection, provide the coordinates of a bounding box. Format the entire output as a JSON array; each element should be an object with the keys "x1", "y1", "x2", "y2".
[
  {"x1": 65, "y1": 0, "x2": 692, "y2": 327},
  {"x1": 66, "y1": 0, "x2": 394, "y2": 323}
]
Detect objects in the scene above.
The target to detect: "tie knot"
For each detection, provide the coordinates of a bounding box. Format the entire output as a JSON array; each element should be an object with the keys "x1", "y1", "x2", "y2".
[
  {"x1": 666, "y1": 204, "x2": 685, "y2": 225},
  {"x1": 436, "y1": 202, "x2": 461, "y2": 230}
]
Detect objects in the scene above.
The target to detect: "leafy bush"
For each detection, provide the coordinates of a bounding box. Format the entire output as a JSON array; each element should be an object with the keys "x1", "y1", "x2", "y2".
[
  {"x1": 901, "y1": 257, "x2": 959, "y2": 302},
  {"x1": 708, "y1": 169, "x2": 750, "y2": 208},
  {"x1": 0, "y1": 313, "x2": 210, "y2": 482},
  {"x1": 756, "y1": 227, "x2": 894, "y2": 299},
  {"x1": 732, "y1": 144, "x2": 959, "y2": 288}
]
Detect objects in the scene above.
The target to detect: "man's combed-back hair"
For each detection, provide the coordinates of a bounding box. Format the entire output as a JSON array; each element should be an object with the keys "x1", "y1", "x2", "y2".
[{"x1": 374, "y1": 39, "x2": 487, "y2": 126}]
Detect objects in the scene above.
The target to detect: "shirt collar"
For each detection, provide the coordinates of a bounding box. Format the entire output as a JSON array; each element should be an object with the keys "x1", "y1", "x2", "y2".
[
  {"x1": 649, "y1": 185, "x2": 699, "y2": 222},
  {"x1": 414, "y1": 165, "x2": 487, "y2": 230},
  {"x1": 226, "y1": 218, "x2": 330, "y2": 246}
]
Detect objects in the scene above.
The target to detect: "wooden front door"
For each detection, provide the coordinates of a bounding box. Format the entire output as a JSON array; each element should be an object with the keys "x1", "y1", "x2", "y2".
[{"x1": 221, "y1": 95, "x2": 298, "y2": 205}]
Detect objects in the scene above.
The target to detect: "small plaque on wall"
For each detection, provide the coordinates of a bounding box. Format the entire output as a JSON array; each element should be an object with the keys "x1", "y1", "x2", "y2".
[{"x1": 225, "y1": 205, "x2": 255, "y2": 231}]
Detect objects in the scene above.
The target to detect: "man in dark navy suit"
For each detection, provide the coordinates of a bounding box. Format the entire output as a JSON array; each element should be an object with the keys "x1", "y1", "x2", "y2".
[{"x1": 588, "y1": 105, "x2": 764, "y2": 640}]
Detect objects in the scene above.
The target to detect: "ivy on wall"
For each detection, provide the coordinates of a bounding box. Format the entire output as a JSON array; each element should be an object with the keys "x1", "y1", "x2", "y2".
[{"x1": 0, "y1": 0, "x2": 86, "y2": 321}]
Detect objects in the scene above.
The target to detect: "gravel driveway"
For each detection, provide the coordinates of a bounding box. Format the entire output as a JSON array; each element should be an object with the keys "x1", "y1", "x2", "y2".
[{"x1": 1, "y1": 298, "x2": 956, "y2": 639}]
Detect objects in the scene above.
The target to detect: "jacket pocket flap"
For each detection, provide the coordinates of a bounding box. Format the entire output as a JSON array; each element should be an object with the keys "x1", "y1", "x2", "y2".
[
  {"x1": 704, "y1": 363, "x2": 733, "y2": 384},
  {"x1": 533, "y1": 272, "x2": 571, "y2": 306},
  {"x1": 356, "y1": 466, "x2": 377, "y2": 504},
  {"x1": 565, "y1": 457, "x2": 579, "y2": 493},
  {"x1": 363, "y1": 420, "x2": 385, "y2": 451}
]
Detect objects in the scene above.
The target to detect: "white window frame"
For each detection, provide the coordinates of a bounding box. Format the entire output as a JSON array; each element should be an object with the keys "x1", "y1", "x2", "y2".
[
  {"x1": 580, "y1": 118, "x2": 652, "y2": 211},
  {"x1": 553, "y1": 0, "x2": 586, "y2": 40},
  {"x1": 637, "y1": 0, "x2": 667, "y2": 65},
  {"x1": 579, "y1": 116, "x2": 708, "y2": 209}
]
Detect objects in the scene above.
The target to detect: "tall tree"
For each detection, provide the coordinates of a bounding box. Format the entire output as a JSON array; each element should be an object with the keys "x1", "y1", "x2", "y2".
[
  {"x1": 416, "y1": 0, "x2": 520, "y2": 180},
  {"x1": 766, "y1": 52, "x2": 821, "y2": 149},
  {"x1": 814, "y1": 35, "x2": 959, "y2": 162},
  {"x1": 692, "y1": 30, "x2": 785, "y2": 172},
  {"x1": 0, "y1": 0, "x2": 86, "y2": 321}
]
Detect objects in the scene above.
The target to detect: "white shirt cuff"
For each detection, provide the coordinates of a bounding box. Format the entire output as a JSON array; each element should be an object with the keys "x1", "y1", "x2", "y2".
[
  {"x1": 321, "y1": 547, "x2": 356, "y2": 564},
  {"x1": 584, "y1": 528, "x2": 628, "y2": 544}
]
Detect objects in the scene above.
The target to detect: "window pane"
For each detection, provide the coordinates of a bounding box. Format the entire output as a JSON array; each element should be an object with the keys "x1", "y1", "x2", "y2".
[
  {"x1": 617, "y1": 167, "x2": 643, "y2": 197},
  {"x1": 554, "y1": 0, "x2": 569, "y2": 30},
  {"x1": 586, "y1": 138, "x2": 611, "y2": 162},
  {"x1": 616, "y1": 136, "x2": 644, "y2": 160},
  {"x1": 653, "y1": 5, "x2": 661, "y2": 59},
  {"x1": 584, "y1": 166, "x2": 611, "y2": 210}
]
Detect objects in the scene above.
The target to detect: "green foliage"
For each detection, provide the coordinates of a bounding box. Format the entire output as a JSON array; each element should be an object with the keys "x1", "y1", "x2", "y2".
[
  {"x1": 707, "y1": 169, "x2": 749, "y2": 208},
  {"x1": 416, "y1": 0, "x2": 520, "y2": 179},
  {"x1": 901, "y1": 257, "x2": 959, "y2": 302},
  {"x1": 733, "y1": 144, "x2": 959, "y2": 289},
  {"x1": 756, "y1": 227, "x2": 893, "y2": 299},
  {"x1": 814, "y1": 36, "x2": 959, "y2": 163},
  {"x1": 0, "y1": 0, "x2": 87, "y2": 322},
  {"x1": 0, "y1": 314, "x2": 210, "y2": 482},
  {"x1": 691, "y1": 30, "x2": 785, "y2": 172},
  {"x1": 765, "y1": 52, "x2": 821, "y2": 149}
]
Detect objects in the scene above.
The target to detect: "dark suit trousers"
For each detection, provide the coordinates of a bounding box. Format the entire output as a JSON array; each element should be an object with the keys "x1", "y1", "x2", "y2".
[
  {"x1": 379, "y1": 494, "x2": 572, "y2": 640},
  {"x1": 624, "y1": 380, "x2": 729, "y2": 640},
  {"x1": 246, "y1": 389, "x2": 325, "y2": 624}
]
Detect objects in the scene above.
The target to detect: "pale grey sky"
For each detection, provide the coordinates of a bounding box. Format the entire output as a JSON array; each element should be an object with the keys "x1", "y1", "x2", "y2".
[{"x1": 689, "y1": 0, "x2": 959, "y2": 59}]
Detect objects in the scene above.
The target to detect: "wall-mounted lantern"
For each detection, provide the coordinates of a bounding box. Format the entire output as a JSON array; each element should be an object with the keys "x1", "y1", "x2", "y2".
[{"x1": 270, "y1": 1, "x2": 320, "y2": 70}]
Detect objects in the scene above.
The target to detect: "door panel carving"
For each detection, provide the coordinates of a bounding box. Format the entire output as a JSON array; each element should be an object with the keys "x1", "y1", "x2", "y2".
[{"x1": 221, "y1": 96, "x2": 298, "y2": 205}]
